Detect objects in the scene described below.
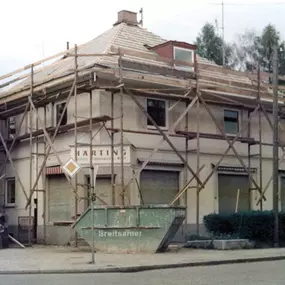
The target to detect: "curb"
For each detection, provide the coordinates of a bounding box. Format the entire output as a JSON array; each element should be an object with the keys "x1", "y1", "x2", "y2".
[{"x1": 0, "y1": 255, "x2": 285, "y2": 275}]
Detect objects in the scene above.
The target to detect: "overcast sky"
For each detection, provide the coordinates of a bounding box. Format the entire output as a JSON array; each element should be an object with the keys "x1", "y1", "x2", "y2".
[{"x1": 1, "y1": 0, "x2": 285, "y2": 75}]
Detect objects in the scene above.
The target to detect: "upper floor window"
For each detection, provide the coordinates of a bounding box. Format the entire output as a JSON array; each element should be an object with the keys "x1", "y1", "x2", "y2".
[
  {"x1": 147, "y1": 98, "x2": 167, "y2": 128},
  {"x1": 7, "y1": 117, "x2": 16, "y2": 139},
  {"x1": 224, "y1": 110, "x2": 239, "y2": 135},
  {"x1": 56, "y1": 102, "x2": 67, "y2": 126},
  {"x1": 174, "y1": 47, "x2": 194, "y2": 71},
  {"x1": 5, "y1": 178, "x2": 15, "y2": 207}
]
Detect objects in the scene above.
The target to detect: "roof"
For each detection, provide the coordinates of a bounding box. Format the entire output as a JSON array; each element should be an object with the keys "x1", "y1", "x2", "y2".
[{"x1": 0, "y1": 22, "x2": 221, "y2": 97}]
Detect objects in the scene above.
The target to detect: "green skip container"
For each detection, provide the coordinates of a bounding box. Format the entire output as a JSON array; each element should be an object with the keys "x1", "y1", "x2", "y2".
[{"x1": 72, "y1": 205, "x2": 186, "y2": 253}]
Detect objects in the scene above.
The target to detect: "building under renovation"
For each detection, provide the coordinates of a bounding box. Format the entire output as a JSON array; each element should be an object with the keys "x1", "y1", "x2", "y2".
[{"x1": 0, "y1": 10, "x2": 285, "y2": 245}]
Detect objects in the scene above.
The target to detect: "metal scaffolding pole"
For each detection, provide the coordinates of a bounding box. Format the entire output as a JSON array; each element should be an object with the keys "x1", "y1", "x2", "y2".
[
  {"x1": 184, "y1": 100, "x2": 189, "y2": 240},
  {"x1": 119, "y1": 52, "x2": 125, "y2": 205},
  {"x1": 74, "y1": 44, "x2": 79, "y2": 247},
  {"x1": 196, "y1": 63, "x2": 200, "y2": 235},
  {"x1": 89, "y1": 90, "x2": 95, "y2": 263},
  {"x1": 43, "y1": 105, "x2": 47, "y2": 244},
  {"x1": 258, "y1": 65, "x2": 263, "y2": 211},
  {"x1": 34, "y1": 107, "x2": 39, "y2": 243},
  {"x1": 28, "y1": 65, "x2": 34, "y2": 246},
  {"x1": 196, "y1": 98, "x2": 200, "y2": 235},
  {"x1": 247, "y1": 109, "x2": 252, "y2": 210},
  {"x1": 111, "y1": 92, "x2": 115, "y2": 205},
  {"x1": 272, "y1": 46, "x2": 279, "y2": 247}
]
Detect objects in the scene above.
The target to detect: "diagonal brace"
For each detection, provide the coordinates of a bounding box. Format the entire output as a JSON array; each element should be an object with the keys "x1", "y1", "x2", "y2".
[
  {"x1": 124, "y1": 87, "x2": 203, "y2": 187},
  {"x1": 25, "y1": 80, "x2": 76, "y2": 209},
  {"x1": 199, "y1": 105, "x2": 261, "y2": 193},
  {"x1": 198, "y1": 93, "x2": 265, "y2": 200},
  {"x1": 27, "y1": 97, "x2": 80, "y2": 207},
  {"x1": 0, "y1": 102, "x2": 30, "y2": 177},
  {"x1": 256, "y1": 103, "x2": 285, "y2": 205},
  {"x1": 0, "y1": 132, "x2": 29, "y2": 201},
  {"x1": 122, "y1": 95, "x2": 198, "y2": 194}
]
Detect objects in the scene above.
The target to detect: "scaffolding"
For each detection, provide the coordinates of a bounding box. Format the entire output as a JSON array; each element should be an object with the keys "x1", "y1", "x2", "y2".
[{"x1": 0, "y1": 41, "x2": 284, "y2": 245}]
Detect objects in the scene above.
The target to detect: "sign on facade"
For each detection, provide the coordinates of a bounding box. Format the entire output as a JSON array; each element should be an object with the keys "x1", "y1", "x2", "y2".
[
  {"x1": 70, "y1": 146, "x2": 131, "y2": 165},
  {"x1": 62, "y1": 158, "x2": 82, "y2": 177}
]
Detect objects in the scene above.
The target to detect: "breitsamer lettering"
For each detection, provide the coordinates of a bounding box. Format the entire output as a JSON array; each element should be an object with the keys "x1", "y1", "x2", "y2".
[{"x1": 98, "y1": 230, "x2": 142, "y2": 238}]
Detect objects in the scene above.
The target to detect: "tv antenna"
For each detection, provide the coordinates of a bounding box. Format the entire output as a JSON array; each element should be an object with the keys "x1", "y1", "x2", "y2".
[
  {"x1": 215, "y1": 2, "x2": 225, "y2": 66},
  {"x1": 139, "y1": 8, "x2": 143, "y2": 27}
]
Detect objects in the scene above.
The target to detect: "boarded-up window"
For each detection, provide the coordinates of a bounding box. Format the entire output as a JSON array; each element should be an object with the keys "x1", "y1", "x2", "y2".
[
  {"x1": 218, "y1": 174, "x2": 249, "y2": 214},
  {"x1": 140, "y1": 170, "x2": 179, "y2": 204},
  {"x1": 48, "y1": 175, "x2": 72, "y2": 221}
]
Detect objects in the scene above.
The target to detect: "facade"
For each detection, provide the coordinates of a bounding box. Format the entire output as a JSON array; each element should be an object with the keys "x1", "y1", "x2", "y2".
[{"x1": 0, "y1": 10, "x2": 285, "y2": 245}]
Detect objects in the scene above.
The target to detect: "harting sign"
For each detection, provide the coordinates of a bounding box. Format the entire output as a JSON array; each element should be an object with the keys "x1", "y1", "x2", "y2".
[{"x1": 70, "y1": 146, "x2": 131, "y2": 165}]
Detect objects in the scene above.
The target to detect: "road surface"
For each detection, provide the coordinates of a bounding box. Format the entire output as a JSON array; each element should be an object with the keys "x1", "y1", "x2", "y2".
[{"x1": 1, "y1": 260, "x2": 285, "y2": 285}]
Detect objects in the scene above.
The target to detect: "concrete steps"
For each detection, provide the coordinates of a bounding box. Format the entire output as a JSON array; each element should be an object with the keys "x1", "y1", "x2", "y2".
[{"x1": 69, "y1": 237, "x2": 90, "y2": 248}]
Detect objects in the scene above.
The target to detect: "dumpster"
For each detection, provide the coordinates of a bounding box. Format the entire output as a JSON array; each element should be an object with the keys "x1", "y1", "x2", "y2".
[{"x1": 72, "y1": 205, "x2": 186, "y2": 253}]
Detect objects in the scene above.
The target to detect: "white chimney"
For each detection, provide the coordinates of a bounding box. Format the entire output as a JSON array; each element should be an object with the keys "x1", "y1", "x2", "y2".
[{"x1": 114, "y1": 10, "x2": 138, "y2": 26}]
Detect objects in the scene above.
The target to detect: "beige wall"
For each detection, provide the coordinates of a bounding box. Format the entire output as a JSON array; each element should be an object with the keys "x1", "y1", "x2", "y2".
[{"x1": 3, "y1": 89, "x2": 282, "y2": 236}]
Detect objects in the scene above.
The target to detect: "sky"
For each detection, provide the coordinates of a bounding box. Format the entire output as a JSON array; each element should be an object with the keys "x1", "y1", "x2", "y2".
[{"x1": 1, "y1": 0, "x2": 285, "y2": 76}]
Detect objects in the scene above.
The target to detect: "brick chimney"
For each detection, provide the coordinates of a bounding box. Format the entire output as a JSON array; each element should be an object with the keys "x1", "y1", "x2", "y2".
[{"x1": 114, "y1": 10, "x2": 138, "y2": 26}]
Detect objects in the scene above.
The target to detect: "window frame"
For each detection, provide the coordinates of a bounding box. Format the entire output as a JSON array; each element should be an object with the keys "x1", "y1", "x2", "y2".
[
  {"x1": 223, "y1": 109, "x2": 240, "y2": 135},
  {"x1": 146, "y1": 98, "x2": 169, "y2": 130},
  {"x1": 173, "y1": 46, "x2": 194, "y2": 72},
  {"x1": 5, "y1": 177, "x2": 16, "y2": 207},
  {"x1": 55, "y1": 101, "x2": 68, "y2": 126}
]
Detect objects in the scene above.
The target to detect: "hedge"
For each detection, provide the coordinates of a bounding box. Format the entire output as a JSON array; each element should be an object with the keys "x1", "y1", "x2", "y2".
[{"x1": 203, "y1": 211, "x2": 285, "y2": 243}]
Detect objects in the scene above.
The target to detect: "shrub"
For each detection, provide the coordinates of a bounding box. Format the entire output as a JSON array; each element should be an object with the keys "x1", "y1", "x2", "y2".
[{"x1": 203, "y1": 211, "x2": 285, "y2": 243}]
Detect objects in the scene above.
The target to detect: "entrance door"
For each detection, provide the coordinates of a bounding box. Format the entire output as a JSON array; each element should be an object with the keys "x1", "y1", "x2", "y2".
[{"x1": 218, "y1": 174, "x2": 250, "y2": 214}]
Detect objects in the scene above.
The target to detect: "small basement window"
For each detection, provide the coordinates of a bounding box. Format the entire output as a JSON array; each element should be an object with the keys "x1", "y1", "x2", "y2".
[
  {"x1": 174, "y1": 47, "x2": 194, "y2": 71},
  {"x1": 224, "y1": 110, "x2": 239, "y2": 135},
  {"x1": 56, "y1": 102, "x2": 67, "y2": 126},
  {"x1": 5, "y1": 178, "x2": 16, "y2": 207},
  {"x1": 147, "y1": 98, "x2": 167, "y2": 128}
]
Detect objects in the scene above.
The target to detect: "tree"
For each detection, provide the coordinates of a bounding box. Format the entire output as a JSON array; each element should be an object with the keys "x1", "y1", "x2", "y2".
[
  {"x1": 195, "y1": 23, "x2": 232, "y2": 67},
  {"x1": 231, "y1": 24, "x2": 285, "y2": 75},
  {"x1": 258, "y1": 24, "x2": 280, "y2": 74},
  {"x1": 230, "y1": 30, "x2": 260, "y2": 71}
]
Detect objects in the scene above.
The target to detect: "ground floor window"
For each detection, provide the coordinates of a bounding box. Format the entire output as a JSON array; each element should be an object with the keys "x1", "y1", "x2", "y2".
[{"x1": 5, "y1": 178, "x2": 16, "y2": 207}]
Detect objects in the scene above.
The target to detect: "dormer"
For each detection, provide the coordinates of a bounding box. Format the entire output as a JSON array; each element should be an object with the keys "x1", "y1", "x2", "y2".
[{"x1": 150, "y1": 41, "x2": 196, "y2": 73}]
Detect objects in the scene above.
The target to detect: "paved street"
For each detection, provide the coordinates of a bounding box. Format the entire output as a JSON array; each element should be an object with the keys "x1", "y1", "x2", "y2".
[
  {"x1": 1, "y1": 246, "x2": 285, "y2": 273},
  {"x1": 1, "y1": 260, "x2": 285, "y2": 285}
]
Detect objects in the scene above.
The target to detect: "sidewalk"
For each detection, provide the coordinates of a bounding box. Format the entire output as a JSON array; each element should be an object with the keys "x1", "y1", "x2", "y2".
[{"x1": 0, "y1": 245, "x2": 285, "y2": 274}]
